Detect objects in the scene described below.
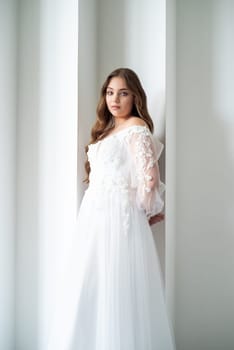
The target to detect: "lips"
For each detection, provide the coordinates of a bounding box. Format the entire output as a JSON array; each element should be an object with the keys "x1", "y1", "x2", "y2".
[{"x1": 111, "y1": 105, "x2": 120, "y2": 109}]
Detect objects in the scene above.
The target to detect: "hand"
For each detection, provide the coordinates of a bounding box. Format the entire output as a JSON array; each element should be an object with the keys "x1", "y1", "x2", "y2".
[{"x1": 148, "y1": 212, "x2": 165, "y2": 226}]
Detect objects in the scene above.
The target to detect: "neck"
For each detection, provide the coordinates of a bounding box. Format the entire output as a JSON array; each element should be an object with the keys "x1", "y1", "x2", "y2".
[{"x1": 113, "y1": 116, "x2": 130, "y2": 128}]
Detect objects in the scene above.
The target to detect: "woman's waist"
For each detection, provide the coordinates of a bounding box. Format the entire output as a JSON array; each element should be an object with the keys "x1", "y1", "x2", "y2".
[{"x1": 88, "y1": 174, "x2": 131, "y2": 191}]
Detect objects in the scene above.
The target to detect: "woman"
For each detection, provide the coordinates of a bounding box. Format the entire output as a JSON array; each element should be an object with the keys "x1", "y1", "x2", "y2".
[{"x1": 47, "y1": 68, "x2": 175, "y2": 349}]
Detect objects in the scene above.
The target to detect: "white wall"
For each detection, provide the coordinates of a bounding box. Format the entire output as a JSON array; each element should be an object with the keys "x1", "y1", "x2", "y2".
[
  {"x1": 77, "y1": 0, "x2": 98, "y2": 204},
  {"x1": 0, "y1": 0, "x2": 17, "y2": 348},
  {"x1": 175, "y1": 1, "x2": 234, "y2": 349},
  {"x1": 165, "y1": 0, "x2": 176, "y2": 325}
]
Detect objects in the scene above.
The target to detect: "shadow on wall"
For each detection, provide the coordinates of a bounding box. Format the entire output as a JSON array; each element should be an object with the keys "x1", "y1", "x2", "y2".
[
  {"x1": 175, "y1": 1, "x2": 234, "y2": 349},
  {"x1": 97, "y1": 0, "x2": 127, "y2": 85}
]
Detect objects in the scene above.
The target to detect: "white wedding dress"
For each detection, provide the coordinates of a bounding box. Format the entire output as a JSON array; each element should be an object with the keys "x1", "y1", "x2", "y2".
[{"x1": 47, "y1": 125, "x2": 176, "y2": 350}]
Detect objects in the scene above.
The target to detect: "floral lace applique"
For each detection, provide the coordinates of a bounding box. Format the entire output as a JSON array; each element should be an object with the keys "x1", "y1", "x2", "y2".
[{"x1": 125, "y1": 126, "x2": 165, "y2": 218}]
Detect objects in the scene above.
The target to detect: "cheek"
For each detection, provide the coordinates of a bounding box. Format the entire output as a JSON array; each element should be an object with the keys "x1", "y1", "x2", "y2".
[{"x1": 125, "y1": 98, "x2": 134, "y2": 110}]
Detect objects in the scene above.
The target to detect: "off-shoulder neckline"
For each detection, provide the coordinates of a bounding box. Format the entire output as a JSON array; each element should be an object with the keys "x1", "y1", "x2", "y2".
[
  {"x1": 101, "y1": 124, "x2": 150, "y2": 141},
  {"x1": 88, "y1": 125, "x2": 152, "y2": 149}
]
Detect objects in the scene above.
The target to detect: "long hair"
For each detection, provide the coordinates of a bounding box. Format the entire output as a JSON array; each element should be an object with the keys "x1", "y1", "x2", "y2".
[{"x1": 84, "y1": 68, "x2": 154, "y2": 183}]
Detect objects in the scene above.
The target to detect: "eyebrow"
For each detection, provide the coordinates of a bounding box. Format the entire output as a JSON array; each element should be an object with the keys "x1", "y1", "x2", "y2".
[{"x1": 106, "y1": 87, "x2": 129, "y2": 91}]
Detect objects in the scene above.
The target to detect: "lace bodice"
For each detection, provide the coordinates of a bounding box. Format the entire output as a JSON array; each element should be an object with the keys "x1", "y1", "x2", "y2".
[{"x1": 87, "y1": 125, "x2": 165, "y2": 228}]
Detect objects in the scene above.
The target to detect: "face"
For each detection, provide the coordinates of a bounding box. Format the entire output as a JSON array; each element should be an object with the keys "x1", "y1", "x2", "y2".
[{"x1": 105, "y1": 77, "x2": 134, "y2": 120}]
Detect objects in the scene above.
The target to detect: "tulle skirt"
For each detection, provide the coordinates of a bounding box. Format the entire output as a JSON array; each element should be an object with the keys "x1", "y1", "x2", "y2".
[{"x1": 46, "y1": 186, "x2": 176, "y2": 350}]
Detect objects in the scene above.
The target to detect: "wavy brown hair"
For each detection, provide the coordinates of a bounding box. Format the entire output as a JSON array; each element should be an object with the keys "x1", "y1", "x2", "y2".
[{"x1": 84, "y1": 68, "x2": 154, "y2": 183}]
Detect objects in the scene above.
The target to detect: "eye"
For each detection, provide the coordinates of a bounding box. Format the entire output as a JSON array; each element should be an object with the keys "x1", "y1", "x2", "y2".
[
  {"x1": 106, "y1": 90, "x2": 113, "y2": 96},
  {"x1": 120, "y1": 91, "x2": 128, "y2": 96}
]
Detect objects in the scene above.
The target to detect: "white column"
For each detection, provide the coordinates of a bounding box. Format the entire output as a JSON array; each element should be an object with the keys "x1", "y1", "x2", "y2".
[
  {"x1": 0, "y1": 0, "x2": 17, "y2": 348},
  {"x1": 16, "y1": 0, "x2": 78, "y2": 348},
  {"x1": 38, "y1": 1, "x2": 78, "y2": 348},
  {"x1": 16, "y1": 1, "x2": 41, "y2": 347}
]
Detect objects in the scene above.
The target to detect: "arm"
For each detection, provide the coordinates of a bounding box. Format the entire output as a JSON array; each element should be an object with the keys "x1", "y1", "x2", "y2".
[{"x1": 126, "y1": 126, "x2": 165, "y2": 221}]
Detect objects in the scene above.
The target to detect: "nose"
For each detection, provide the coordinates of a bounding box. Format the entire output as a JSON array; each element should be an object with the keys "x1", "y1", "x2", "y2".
[{"x1": 113, "y1": 92, "x2": 120, "y2": 102}]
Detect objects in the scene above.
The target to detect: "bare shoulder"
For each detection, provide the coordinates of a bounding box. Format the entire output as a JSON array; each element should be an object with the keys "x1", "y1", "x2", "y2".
[{"x1": 127, "y1": 116, "x2": 147, "y2": 127}]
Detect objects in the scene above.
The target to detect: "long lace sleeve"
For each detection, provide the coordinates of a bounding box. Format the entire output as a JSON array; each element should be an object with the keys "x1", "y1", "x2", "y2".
[{"x1": 126, "y1": 126, "x2": 165, "y2": 218}]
